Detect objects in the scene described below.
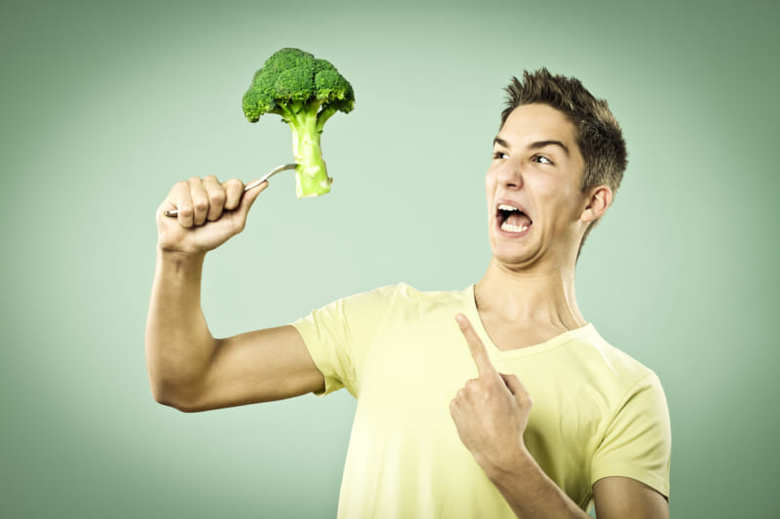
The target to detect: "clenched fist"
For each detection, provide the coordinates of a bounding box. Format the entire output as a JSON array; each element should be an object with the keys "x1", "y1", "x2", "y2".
[{"x1": 156, "y1": 175, "x2": 268, "y2": 256}]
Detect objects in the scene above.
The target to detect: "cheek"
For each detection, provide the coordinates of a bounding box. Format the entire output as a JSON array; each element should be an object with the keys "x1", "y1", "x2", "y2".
[{"x1": 485, "y1": 171, "x2": 496, "y2": 190}]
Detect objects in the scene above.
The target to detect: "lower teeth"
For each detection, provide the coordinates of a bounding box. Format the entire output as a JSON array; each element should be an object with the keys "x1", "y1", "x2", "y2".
[{"x1": 501, "y1": 221, "x2": 529, "y2": 233}]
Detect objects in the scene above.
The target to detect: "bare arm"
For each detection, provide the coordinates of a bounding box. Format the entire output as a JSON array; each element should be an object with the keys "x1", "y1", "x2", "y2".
[
  {"x1": 146, "y1": 175, "x2": 325, "y2": 412},
  {"x1": 180, "y1": 324, "x2": 325, "y2": 412},
  {"x1": 144, "y1": 249, "x2": 215, "y2": 407},
  {"x1": 144, "y1": 248, "x2": 325, "y2": 412}
]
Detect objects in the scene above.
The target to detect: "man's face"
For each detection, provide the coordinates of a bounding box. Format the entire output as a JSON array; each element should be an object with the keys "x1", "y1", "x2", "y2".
[{"x1": 486, "y1": 103, "x2": 587, "y2": 266}]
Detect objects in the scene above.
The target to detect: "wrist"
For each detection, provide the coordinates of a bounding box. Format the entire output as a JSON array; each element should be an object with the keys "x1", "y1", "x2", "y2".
[
  {"x1": 485, "y1": 442, "x2": 534, "y2": 483},
  {"x1": 156, "y1": 247, "x2": 206, "y2": 278},
  {"x1": 157, "y1": 246, "x2": 206, "y2": 262}
]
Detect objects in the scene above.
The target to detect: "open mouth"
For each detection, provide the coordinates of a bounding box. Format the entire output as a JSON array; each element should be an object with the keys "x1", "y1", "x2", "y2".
[{"x1": 496, "y1": 207, "x2": 533, "y2": 234}]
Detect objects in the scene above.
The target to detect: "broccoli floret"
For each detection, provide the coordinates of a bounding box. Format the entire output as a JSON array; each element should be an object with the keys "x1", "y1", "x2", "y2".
[{"x1": 242, "y1": 48, "x2": 355, "y2": 198}]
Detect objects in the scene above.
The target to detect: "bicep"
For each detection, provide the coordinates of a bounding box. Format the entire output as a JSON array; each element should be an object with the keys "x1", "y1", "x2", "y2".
[
  {"x1": 176, "y1": 324, "x2": 325, "y2": 412},
  {"x1": 593, "y1": 476, "x2": 669, "y2": 519}
]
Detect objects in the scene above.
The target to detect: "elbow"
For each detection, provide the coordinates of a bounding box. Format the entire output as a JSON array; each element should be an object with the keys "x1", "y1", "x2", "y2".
[
  {"x1": 153, "y1": 392, "x2": 200, "y2": 413},
  {"x1": 150, "y1": 380, "x2": 200, "y2": 413}
]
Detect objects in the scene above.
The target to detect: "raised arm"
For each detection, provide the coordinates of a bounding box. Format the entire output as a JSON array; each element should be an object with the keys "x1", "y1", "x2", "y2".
[{"x1": 145, "y1": 176, "x2": 325, "y2": 412}]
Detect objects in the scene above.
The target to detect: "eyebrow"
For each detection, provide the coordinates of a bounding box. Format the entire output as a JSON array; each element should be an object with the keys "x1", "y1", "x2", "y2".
[{"x1": 493, "y1": 136, "x2": 570, "y2": 157}]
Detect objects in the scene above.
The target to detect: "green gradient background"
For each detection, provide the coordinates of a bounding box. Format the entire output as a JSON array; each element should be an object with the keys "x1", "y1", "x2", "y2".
[{"x1": 1, "y1": 0, "x2": 777, "y2": 517}]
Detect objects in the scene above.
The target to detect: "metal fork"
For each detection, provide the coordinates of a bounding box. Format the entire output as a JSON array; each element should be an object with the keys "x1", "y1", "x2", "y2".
[{"x1": 163, "y1": 163, "x2": 298, "y2": 217}]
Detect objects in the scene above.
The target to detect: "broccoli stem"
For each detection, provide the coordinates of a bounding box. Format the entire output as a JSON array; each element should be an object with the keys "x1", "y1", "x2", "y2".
[
  {"x1": 315, "y1": 105, "x2": 338, "y2": 133},
  {"x1": 289, "y1": 110, "x2": 334, "y2": 198}
]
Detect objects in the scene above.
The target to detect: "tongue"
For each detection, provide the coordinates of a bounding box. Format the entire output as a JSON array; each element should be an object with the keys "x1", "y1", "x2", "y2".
[{"x1": 505, "y1": 213, "x2": 531, "y2": 227}]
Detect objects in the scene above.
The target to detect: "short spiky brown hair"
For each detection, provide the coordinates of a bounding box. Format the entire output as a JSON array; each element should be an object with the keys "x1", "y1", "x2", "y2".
[{"x1": 499, "y1": 68, "x2": 628, "y2": 264}]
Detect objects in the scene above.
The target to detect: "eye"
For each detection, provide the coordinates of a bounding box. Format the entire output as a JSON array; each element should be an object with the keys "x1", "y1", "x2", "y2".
[
  {"x1": 493, "y1": 151, "x2": 508, "y2": 159},
  {"x1": 533, "y1": 154, "x2": 553, "y2": 165}
]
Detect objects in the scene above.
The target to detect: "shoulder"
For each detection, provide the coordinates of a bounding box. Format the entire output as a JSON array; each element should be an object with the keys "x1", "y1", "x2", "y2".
[
  {"x1": 334, "y1": 281, "x2": 422, "y2": 319},
  {"x1": 570, "y1": 327, "x2": 668, "y2": 411},
  {"x1": 337, "y1": 281, "x2": 408, "y2": 305},
  {"x1": 358, "y1": 281, "x2": 462, "y2": 306},
  {"x1": 347, "y1": 282, "x2": 469, "y2": 325}
]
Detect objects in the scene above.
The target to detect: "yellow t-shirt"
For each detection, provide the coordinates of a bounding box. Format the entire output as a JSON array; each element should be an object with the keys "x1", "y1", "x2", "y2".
[{"x1": 289, "y1": 282, "x2": 672, "y2": 518}]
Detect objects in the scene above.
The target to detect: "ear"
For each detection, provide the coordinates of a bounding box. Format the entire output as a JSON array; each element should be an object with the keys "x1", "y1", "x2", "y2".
[{"x1": 580, "y1": 185, "x2": 612, "y2": 224}]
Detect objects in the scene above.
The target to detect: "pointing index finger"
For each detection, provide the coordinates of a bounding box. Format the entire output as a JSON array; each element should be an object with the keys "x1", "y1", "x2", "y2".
[{"x1": 456, "y1": 313, "x2": 496, "y2": 378}]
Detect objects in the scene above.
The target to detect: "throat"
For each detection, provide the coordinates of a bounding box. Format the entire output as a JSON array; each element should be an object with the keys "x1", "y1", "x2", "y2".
[{"x1": 477, "y1": 310, "x2": 565, "y2": 350}]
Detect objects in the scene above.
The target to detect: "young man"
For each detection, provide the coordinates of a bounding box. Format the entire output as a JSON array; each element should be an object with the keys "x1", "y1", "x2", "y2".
[{"x1": 147, "y1": 68, "x2": 671, "y2": 519}]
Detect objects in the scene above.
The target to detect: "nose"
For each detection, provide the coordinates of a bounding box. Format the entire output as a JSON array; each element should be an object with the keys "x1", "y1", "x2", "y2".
[{"x1": 495, "y1": 157, "x2": 525, "y2": 189}]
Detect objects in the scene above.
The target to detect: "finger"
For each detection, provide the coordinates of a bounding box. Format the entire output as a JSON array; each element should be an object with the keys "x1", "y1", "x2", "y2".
[
  {"x1": 202, "y1": 175, "x2": 226, "y2": 222},
  {"x1": 170, "y1": 181, "x2": 194, "y2": 228},
  {"x1": 455, "y1": 313, "x2": 496, "y2": 378},
  {"x1": 187, "y1": 177, "x2": 210, "y2": 226},
  {"x1": 500, "y1": 373, "x2": 532, "y2": 404},
  {"x1": 235, "y1": 179, "x2": 267, "y2": 220},
  {"x1": 244, "y1": 178, "x2": 269, "y2": 197},
  {"x1": 499, "y1": 373, "x2": 520, "y2": 395},
  {"x1": 156, "y1": 198, "x2": 176, "y2": 224},
  {"x1": 222, "y1": 179, "x2": 244, "y2": 211},
  {"x1": 449, "y1": 398, "x2": 460, "y2": 418}
]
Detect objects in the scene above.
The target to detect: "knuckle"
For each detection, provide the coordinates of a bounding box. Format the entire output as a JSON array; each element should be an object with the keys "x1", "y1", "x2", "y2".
[
  {"x1": 209, "y1": 191, "x2": 226, "y2": 204},
  {"x1": 223, "y1": 178, "x2": 242, "y2": 190},
  {"x1": 194, "y1": 200, "x2": 208, "y2": 211}
]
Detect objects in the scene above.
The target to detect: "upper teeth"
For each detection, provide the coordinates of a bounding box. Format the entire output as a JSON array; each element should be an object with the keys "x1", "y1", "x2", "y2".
[{"x1": 498, "y1": 204, "x2": 521, "y2": 212}]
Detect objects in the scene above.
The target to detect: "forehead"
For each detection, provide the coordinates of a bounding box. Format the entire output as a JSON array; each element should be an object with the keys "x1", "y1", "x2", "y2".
[{"x1": 500, "y1": 103, "x2": 577, "y2": 146}]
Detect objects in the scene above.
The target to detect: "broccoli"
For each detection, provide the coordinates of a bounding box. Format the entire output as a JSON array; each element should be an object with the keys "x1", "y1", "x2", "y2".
[{"x1": 242, "y1": 47, "x2": 355, "y2": 198}]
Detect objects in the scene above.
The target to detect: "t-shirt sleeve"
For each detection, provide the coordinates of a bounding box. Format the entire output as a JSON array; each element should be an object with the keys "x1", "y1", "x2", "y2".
[
  {"x1": 288, "y1": 283, "x2": 398, "y2": 398},
  {"x1": 590, "y1": 371, "x2": 672, "y2": 501}
]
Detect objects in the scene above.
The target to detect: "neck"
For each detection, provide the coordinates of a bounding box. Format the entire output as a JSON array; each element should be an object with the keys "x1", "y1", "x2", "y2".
[{"x1": 475, "y1": 256, "x2": 587, "y2": 330}]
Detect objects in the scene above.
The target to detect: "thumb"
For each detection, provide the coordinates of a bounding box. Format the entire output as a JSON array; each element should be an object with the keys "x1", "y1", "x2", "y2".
[{"x1": 238, "y1": 181, "x2": 268, "y2": 214}]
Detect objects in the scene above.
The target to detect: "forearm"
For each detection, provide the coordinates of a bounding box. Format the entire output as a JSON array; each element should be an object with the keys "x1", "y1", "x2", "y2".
[
  {"x1": 487, "y1": 447, "x2": 590, "y2": 519},
  {"x1": 145, "y1": 248, "x2": 215, "y2": 405}
]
